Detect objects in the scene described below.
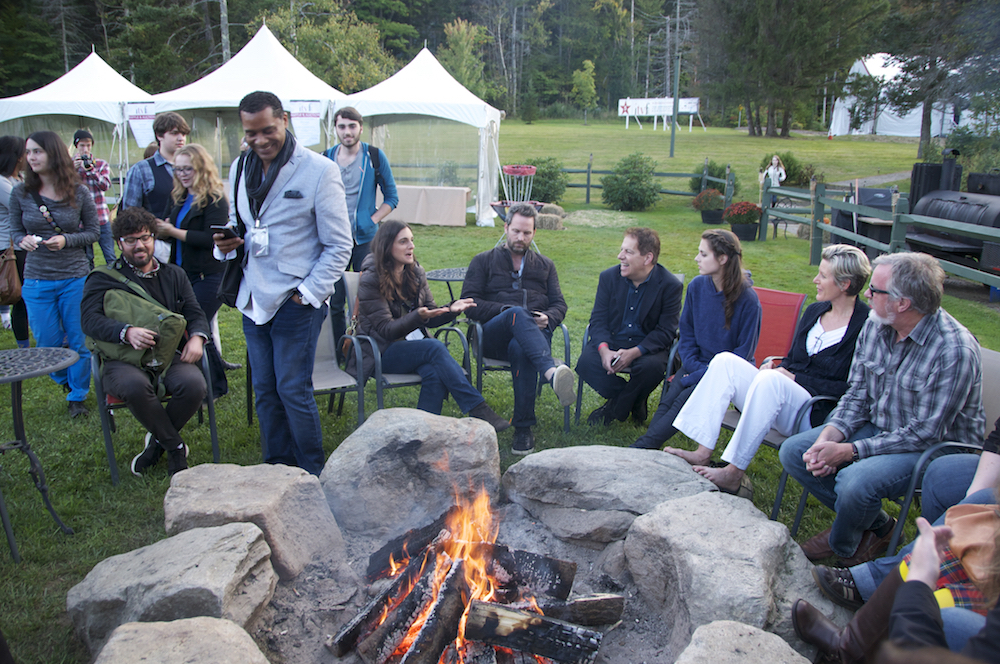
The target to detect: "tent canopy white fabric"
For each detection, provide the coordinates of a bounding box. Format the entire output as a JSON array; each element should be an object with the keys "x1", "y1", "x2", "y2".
[
  {"x1": 829, "y1": 54, "x2": 960, "y2": 137},
  {"x1": 152, "y1": 25, "x2": 345, "y2": 114},
  {"x1": 0, "y1": 51, "x2": 153, "y2": 125},
  {"x1": 342, "y1": 48, "x2": 502, "y2": 225}
]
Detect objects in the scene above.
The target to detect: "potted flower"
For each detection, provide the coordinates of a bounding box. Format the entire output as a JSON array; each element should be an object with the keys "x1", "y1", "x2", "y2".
[
  {"x1": 723, "y1": 201, "x2": 762, "y2": 241},
  {"x1": 691, "y1": 188, "x2": 725, "y2": 224}
]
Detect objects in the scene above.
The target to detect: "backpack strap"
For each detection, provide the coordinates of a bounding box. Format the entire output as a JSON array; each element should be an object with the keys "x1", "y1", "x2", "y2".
[
  {"x1": 93, "y1": 265, "x2": 163, "y2": 309},
  {"x1": 368, "y1": 144, "x2": 382, "y2": 190}
]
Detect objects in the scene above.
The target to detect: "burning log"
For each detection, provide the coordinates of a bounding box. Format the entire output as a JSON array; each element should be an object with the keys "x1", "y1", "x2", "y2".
[
  {"x1": 494, "y1": 650, "x2": 557, "y2": 664},
  {"x1": 398, "y1": 559, "x2": 470, "y2": 664},
  {"x1": 514, "y1": 594, "x2": 624, "y2": 627},
  {"x1": 481, "y1": 544, "x2": 576, "y2": 602},
  {"x1": 367, "y1": 507, "x2": 460, "y2": 581},
  {"x1": 463, "y1": 600, "x2": 603, "y2": 664},
  {"x1": 440, "y1": 642, "x2": 498, "y2": 664}
]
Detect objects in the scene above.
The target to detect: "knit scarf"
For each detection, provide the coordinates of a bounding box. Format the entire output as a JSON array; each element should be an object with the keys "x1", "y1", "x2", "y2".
[{"x1": 244, "y1": 132, "x2": 296, "y2": 219}]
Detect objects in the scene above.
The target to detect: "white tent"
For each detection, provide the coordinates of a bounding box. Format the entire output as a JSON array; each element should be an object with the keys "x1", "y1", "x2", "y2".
[
  {"x1": 829, "y1": 54, "x2": 962, "y2": 137},
  {"x1": 152, "y1": 25, "x2": 346, "y2": 167},
  {"x1": 342, "y1": 48, "x2": 502, "y2": 226},
  {"x1": 0, "y1": 51, "x2": 154, "y2": 177}
]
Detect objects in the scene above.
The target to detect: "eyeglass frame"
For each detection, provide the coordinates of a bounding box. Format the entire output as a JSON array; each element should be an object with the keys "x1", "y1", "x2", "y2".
[
  {"x1": 119, "y1": 233, "x2": 155, "y2": 247},
  {"x1": 866, "y1": 284, "x2": 891, "y2": 296},
  {"x1": 173, "y1": 166, "x2": 195, "y2": 174}
]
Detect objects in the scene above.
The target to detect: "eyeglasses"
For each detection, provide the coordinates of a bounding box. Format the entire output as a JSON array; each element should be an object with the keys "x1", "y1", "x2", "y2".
[
  {"x1": 866, "y1": 285, "x2": 891, "y2": 296},
  {"x1": 121, "y1": 234, "x2": 154, "y2": 246},
  {"x1": 173, "y1": 166, "x2": 195, "y2": 174}
]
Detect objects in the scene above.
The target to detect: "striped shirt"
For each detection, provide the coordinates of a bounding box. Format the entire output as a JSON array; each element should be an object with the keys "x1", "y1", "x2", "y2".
[{"x1": 830, "y1": 310, "x2": 985, "y2": 457}]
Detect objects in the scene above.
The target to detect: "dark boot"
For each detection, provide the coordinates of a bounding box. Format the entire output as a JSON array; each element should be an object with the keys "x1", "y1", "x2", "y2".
[{"x1": 469, "y1": 402, "x2": 511, "y2": 432}]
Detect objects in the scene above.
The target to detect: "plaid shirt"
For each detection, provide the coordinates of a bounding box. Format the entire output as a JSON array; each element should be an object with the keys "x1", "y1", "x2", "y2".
[
  {"x1": 829, "y1": 309, "x2": 985, "y2": 457},
  {"x1": 122, "y1": 151, "x2": 171, "y2": 211},
  {"x1": 78, "y1": 158, "x2": 111, "y2": 226}
]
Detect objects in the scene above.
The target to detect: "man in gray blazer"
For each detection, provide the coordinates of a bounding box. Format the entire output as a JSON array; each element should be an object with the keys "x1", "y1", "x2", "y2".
[{"x1": 215, "y1": 91, "x2": 351, "y2": 475}]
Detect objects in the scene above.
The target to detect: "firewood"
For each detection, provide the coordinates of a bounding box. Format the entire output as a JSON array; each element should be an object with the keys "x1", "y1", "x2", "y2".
[
  {"x1": 463, "y1": 600, "x2": 602, "y2": 664},
  {"x1": 479, "y1": 543, "x2": 577, "y2": 601},
  {"x1": 441, "y1": 642, "x2": 498, "y2": 664},
  {"x1": 367, "y1": 506, "x2": 460, "y2": 581},
  {"x1": 494, "y1": 647, "x2": 557, "y2": 664},
  {"x1": 398, "y1": 559, "x2": 470, "y2": 664},
  {"x1": 514, "y1": 594, "x2": 625, "y2": 626}
]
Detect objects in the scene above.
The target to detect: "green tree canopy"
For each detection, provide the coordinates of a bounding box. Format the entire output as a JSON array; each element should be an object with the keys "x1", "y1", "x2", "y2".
[{"x1": 438, "y1": 18, "x2": 490, "y2": 99}]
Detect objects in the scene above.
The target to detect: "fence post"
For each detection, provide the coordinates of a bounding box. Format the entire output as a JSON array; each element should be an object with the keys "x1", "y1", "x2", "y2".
[
  {"x1": 724, "y1": 164, "x2": 733, "y2": 209},
  {"x1": 701, "y1": 157, "x2": 709, "y2": 192},
  {"x1": 810, "y1": 178, "x2": 824, "y2": 265},
  {"x1": 760, "y1": 175, "x2": 772, "y2": 242},
  {"x1": 889, "y1": 192, "x2": 908, "y2": 254},
  {"x1": 586, "y1": 153, "x2": 593, "y2": 204}
]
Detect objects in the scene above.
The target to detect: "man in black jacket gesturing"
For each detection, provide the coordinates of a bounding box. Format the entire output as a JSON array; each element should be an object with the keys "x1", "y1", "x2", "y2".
[
  {"x1": 461, "y1": 203, "x2": 575, "y2": 455},
  {"x1": 81, "y1": 207, "x2": 210, "y2": 476}
]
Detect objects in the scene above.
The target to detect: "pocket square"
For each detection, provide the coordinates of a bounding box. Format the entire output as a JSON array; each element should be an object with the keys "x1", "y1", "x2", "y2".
[{"x1": 283, "y1": 190, "x2": 304, "y2": 199}]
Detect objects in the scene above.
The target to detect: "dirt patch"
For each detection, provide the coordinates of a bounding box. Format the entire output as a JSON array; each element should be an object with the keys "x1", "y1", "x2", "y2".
[{"x1": 945, "y1": 276, "x2": 1000, "y2": 313}]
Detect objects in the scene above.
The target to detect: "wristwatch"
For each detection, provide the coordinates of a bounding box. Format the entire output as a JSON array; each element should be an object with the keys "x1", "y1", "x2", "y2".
[{"x1": 851, "y1": 443, "x2": 860, "y2": 463}]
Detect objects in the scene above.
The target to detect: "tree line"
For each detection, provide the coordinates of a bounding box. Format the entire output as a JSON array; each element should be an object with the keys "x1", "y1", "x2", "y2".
[{"x1": 0, "y1": 0, "x2": 996, "y2": 154}]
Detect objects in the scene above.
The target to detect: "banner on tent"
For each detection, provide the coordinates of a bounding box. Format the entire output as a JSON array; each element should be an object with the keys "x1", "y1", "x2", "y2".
[
  {"x1": 126, "y1": 103, "x2": 156, "y2": 149},
  {"x1": 290, "y1": 100, "x2": 321, "y2": 146}
]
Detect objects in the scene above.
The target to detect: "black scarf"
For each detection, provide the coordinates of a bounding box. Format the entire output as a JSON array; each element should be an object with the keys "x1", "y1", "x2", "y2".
[{"x1": 244, "y1": 132, "x2": 297, "y2": 219}]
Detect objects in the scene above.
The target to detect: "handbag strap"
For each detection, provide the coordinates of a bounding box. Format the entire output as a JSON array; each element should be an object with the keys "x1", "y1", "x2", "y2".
[
  {"x1": 28, "y1": 190, "x2": 83, "y2": 231},
  {"x1": 232, "y1": 153, "x2": 247, "y2": 237},
  {"x1": 93, "y1": 265, "x2": 166, "y2": 310}
]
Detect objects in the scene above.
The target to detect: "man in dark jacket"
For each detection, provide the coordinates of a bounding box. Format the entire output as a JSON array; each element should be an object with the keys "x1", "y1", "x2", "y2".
[
  {"x1": 461, "y1": 203, "x2": 576, "y2": 455},
  {"x1": 81, "y1": 207, "x2": 210, "y2": 476},
  {"x1": 576, "y1": 228, "x2": 683, "y2": 426}
]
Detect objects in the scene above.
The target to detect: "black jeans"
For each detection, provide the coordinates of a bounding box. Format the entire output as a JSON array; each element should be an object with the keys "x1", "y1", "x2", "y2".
[{"x1": 632, "y1": 372, "x2": 695, "y2": 449}]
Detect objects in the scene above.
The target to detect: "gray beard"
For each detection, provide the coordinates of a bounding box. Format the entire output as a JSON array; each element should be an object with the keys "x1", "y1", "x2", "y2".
[{"x1": 868, "y1": 308, "x2": 895, "y2": 327}]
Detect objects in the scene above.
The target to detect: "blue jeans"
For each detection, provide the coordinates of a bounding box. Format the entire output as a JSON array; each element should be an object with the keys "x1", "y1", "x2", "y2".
[
  {"x1": 244, "y1": 299, "x2": 327, "y2": 475},
  {"x1": 480, "y1": 307, "x2": 556, "y2": 428},
  {"x1": 851, "y1": 488, "x2": 997, "y2": 600},
  {"x1": 919, "y1": 452, "x2": 981, "y2": 524},
  {"x1": 98, "y1": 222, "x2": 115, "y2": 265},
  {"x1": 331, "y1": 242, "x2": 370, "y2": 360},
  {"x1": 779, "y1": 423, "x2": 921, "y2": 558},
  {"x1": 21, "y1": 277, "x2": 90, "y2": 402},
  {"x1": 632, "y1": 373, "x2": 696, "y2": 449},
  {"x1": 187, "y1": 270, "x2": 227, "y2": 399},
  {"x1": 380, "y1": 337, "x2": 484, "y2": 414},
  {"x1": 941, "y1": 607, "x2": 988, "y2": 652}
]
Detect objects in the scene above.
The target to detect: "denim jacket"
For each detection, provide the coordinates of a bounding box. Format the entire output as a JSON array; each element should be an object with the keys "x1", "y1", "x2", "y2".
[{"x1": 322, "y1": 142, "x2": 399, "y2": 246}]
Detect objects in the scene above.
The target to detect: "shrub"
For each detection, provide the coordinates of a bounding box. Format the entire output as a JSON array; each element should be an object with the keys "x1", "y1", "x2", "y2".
[
  {"x1": 601, "y1": 152, "x2": 660, "y2": 211},
  {"x1": 688, "y1": 159, "x2": 741, "y2": 198},
  {"x1": 437, "y1": 160, "x2": 461, "y2": 186},
  {"x1": 691, "y1": 188, "x2": 724, "y2": 211},
  {"x1": 723, "y1": 201, "x2": 762, "y2": 225},
  {"x1": 526, "y1": 157, "x2": 568, "y2": 203},
  {"x1": 758, "y1": 152, "x2": 824, "y2": 187}
]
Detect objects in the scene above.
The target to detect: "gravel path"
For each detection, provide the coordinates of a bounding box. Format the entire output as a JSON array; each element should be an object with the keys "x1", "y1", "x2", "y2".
[{"x1": 831, "y1": 171, "x2": 911, "y2": 187}]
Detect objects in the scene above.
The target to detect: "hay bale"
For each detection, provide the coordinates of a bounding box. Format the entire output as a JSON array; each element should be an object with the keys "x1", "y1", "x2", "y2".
[
  {"x1": 537, "y1": 213, "x2": 564, "y2": 230},
  {"x1": 539, "y1": 204, "x2": 566, "y2": 217}
]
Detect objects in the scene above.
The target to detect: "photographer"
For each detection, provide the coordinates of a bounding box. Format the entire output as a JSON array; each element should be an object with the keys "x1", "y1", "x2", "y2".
[{"x1": 73, "y1": 129, "x2": 115, "y2": 266}]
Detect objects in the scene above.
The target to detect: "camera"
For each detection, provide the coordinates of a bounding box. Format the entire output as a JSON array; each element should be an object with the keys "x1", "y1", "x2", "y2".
[{"x1": 80, "y1": 154, "x2": 94, "y2": 169}]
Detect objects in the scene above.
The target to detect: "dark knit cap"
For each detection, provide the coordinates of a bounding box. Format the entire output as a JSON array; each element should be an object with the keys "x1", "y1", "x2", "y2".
[{"x1": 73, "y1": 129, "x2": 93, "y2": 146}]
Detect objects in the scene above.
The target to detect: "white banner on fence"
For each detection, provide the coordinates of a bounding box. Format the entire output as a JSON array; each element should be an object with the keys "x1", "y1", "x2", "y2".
[
  {"x1": 617, "y1": 97, "x2": 705, "y2": 131},
  {"x1": 126, "y1": 102, "x2": 156, "y2": 149},
  {"x1": 289, "y1": 100, "x2": 322, "y2": 146}
]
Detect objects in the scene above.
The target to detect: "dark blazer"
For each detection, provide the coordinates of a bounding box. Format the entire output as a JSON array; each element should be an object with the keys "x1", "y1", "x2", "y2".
[
  {"x1": 784, "y1": 298, "x2": 869, "y2": 426},
  {"x1": 586, "y1": 264, "x2": 683, "y2": 356},
  {"x1": 81, "y1": 259, "x2": 210, "y2": 346},
  {"x1": 461, "y1": 246, "x2": 567, "y2": 332},
  {"x1": 166, "y1": 196, "x2": 228, "y2": 275}
]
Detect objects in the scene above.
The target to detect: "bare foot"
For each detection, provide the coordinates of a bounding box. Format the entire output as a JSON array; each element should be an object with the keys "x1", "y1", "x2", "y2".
[
  {"x1": 664, "y1": 446, "x2": 712, "y2": 466},
  {"x1": 693, "y1": 463, "x2": 744, "y2": 494}
]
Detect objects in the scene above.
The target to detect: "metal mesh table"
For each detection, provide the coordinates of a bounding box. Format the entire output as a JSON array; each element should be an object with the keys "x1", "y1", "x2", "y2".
[{"x1": 425, "y1": 267, "x2": 468, "y2": 301}]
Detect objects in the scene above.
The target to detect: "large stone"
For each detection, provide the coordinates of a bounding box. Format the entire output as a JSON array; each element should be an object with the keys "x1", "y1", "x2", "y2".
[
  {"x1": 675, "y1": 621, "x2": 810, "y2": 664},
  {"x1": 94, "y1": 617, "x2": 270, "y2": 664},
  {"x1": 67, "y1": 523, "x2": 276, "y2": 655},
  {"x1": 623, "y1": 492, "x2": 852, "y2": 657},
  {"x1": 164, "y1": 463, "x2": 346, "y2": 581},
  {"x1": 321, "y1": 408, "x2": 501, "y2": 537},
  {"x1": 501, "y1": 445, "x2": 713, "y2": 544}
]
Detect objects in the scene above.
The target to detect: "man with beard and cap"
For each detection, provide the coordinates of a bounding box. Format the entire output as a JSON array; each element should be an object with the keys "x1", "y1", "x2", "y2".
[
  {"x1": 460, "y1": 203, "x2": 576, "y2": 455},
  {"x1": 81, "y1": 207, "x2": 210, "y2": 476}
]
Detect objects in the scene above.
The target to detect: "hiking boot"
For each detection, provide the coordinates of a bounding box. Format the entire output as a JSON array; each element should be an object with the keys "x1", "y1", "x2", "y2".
[
  {"x1": 587, "y1": 401, "x2": 612, "y2": 426},
  {"x1": 469, "y1": 402, "x2": 511, "y2": 432},
  {"x1": 68, "y1": 401, "x2": 88, "y2": 418},
  {"x1": 167, "y1": 444, "x2": 189, "y2": 476},
  {"x1": 511, "y1": 427, "x2": 535, "y2": 456},
  {"x1": 131, "y1": 432, "x2": 163, "y2": 476},
  {"x1": 812, "y1": 565, "x2": 864, "y2": 611}
]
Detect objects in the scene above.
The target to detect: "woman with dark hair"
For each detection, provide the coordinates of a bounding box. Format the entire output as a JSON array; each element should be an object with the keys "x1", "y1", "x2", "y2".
[
  {"x1": 671, "y1": 244, "x2": 871, "y2": 495},
  {"x1": 10, "y1": 130, "x2": 99, "y2": 417},
  {"x1": 155, "y1": 143, "x2": 229, "y2": 398},
  {"x1": 348, "y1": 220, "x2": 509, "y2": 430},
  {"x1": 632, "y1": 228, "x2": 761, "y2": 451},
  {"x1": 0, "y1": 135, "x2": 30, "y2": 347}
]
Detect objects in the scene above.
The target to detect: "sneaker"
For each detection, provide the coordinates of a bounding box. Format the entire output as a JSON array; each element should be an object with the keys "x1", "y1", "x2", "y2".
[
  {"x1": 68, "y1": 401, "x2": 89, "y2": 418},
  {"x1": 167, "y1": 444, "x2": 189, "y2": 476},
  {"x1": 811, "y1": 565, "x2": 864, "y2": 611},
  {"x1": 550, "y1": 365, "x2": 575, "y2": 408},
  {"x1": 1, "y1": 311, "x2": 10, "y2": 329},
  {"x1": 131, "y1": 432, "x2": 163, "y2": 476},
  {"x1": 511, "y1": 428, "x2": 535, "y2": 456}
]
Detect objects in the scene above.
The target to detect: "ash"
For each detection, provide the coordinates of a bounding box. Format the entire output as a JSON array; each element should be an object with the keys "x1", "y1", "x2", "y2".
[{"x1": 250, "y1": 503, "x2": 677, "y2": 664}]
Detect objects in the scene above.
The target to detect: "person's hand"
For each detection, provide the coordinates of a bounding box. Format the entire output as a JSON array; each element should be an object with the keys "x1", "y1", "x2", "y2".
[
  {"x1": 599, "y1": 344, "x2": 616, "y2": 373},
  {"x1": 532, "y1": 311, "x2": 549, "y2": 329},
  {"x1": 179, "y1": 335, "x2": 204, "y2": 364},
  {"x1": 908, "y1": 517, "x2": 953, "y2": 589},
  {"x1": 610, "y1": 346, "x2": 642, "y2": 373},
  {"x1": 417, "y1": 306, "x2": 449, "y2": 320},
  {"x1": 124, "y1": 326, "x2": 158, "y2": 350},
  {"x1": 155, "y1": 219, "x2": 174, "y2": 237},
  {"x1": 213, "y1": 233, "x2": 244, "y2": 254},
  {"x1": 449, "y1": 298, "x2": 476, "y2": 314},
  {"x1": 774, "y1": 366, "x2": 795, "y2": 381},
  {"x1": 18, "y1": 235, "x2": 39, "y2": 251},
  {"x1": 759, "y1": 359, "x2": 777, "y2": 371},
  {"x1": 803, "y1": 440, "x2": 852, "y2": 477},
  {"x1": 42, "y1": 235, "x2": 66, "y2": 251},
  {"x1": 73, "y1": 155, "x2": 86, "y2": 171}
]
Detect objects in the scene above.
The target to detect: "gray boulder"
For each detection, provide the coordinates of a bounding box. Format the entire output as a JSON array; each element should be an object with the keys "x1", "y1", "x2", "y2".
[
  {"x1": 321, "y1": 408, "x2": 501, "y2": 537},
  {"x1": 94, "y1": 617, "x2": 270, "y2": 664},
  {"x1": 623, "y1": 492, "x2": 852, "y2": 657},
  {"x1": 67, "y1": 523, "x2": 276, "y2": 655},
  {"x1": 164, "y1": 463, "x2": 346, "y2": 581},
  {"x1": 675, "y1": 621, "x2": 810, "y2": 664},
  {"x1": 502, "y1": 446, "x2": 713, "y2": 545}
]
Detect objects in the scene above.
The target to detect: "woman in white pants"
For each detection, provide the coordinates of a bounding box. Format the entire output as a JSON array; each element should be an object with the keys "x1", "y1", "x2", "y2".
[{"x1": 669, "y1": 245, "x2": 872, "y2": 494}]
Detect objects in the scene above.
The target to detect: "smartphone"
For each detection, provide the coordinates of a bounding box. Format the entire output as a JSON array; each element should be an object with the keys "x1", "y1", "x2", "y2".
[
  {"x1": 210, "y1": 225, "x2": 239, "y2": 239},
  {"x1": 611, "y1": 355, "x2": 621, "y2": 367}
]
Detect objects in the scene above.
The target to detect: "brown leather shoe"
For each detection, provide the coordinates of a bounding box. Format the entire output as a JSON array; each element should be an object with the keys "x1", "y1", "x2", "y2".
[
  {"x1": 791, "y1": 599, "x2": 843, "y2": 654},
  {"x1": 800, "y1": 527, "x2": 834, "y2": 561},
  {"x1": 837, "y1": 518, "x2": 896, "y2": 567}
]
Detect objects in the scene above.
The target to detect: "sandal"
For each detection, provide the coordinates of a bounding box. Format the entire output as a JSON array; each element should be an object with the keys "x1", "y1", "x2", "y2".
[{"x1": 718, "y1": 473, "x2": 754, "y2": 501}]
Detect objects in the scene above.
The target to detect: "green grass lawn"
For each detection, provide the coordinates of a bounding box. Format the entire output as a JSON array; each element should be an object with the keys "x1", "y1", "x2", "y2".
[{"x1": 0, "y1": 121, "x2": 991, "y2": 663}]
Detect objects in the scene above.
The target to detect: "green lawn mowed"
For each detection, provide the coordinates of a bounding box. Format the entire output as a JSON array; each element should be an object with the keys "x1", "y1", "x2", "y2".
[{"x1": 0, "y1": 121, "x2": 993, "y2": 664}]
